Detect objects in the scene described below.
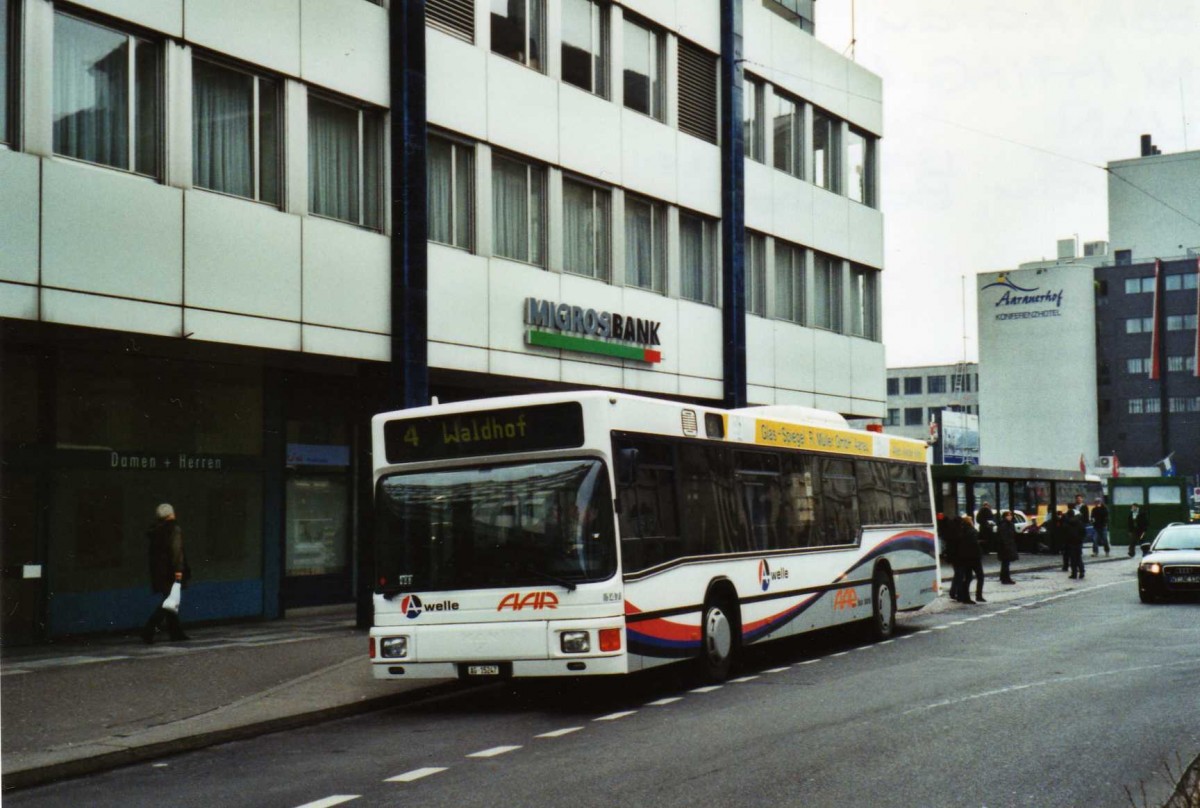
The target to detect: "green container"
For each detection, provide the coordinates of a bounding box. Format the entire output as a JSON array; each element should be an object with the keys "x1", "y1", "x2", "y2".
[{"x1": 1107, "y1": 477, "x2": 1191, "y2": 548}]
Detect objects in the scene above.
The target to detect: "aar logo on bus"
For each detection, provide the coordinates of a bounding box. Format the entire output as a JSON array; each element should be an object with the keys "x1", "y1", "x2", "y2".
[{"x1": 400, "y1": 595, "x2": 423, "y2": 619}]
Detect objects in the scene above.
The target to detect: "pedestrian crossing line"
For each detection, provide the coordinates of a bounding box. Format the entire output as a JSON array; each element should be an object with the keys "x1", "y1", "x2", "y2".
[
  {"x1": 594, "y1": 710, "x2": 638, "y2": 721},
  {"x1": 536, "y1": 727, "x2": 583, "y2": 738},
  {"x1": 467, "y1": 745, "x2": 522, "y2": 758},
  {"x1": 386, "y1": 767, "x2": 448, "y2": 783},
  {"x1": 294, "y1": 796, "x2": 359, "y2": 808},
  {"x1": 646, "y1": 696, "x2": 683, "y2": 706},
  {"x1": 690, "y1": 685, "x2": 723, "y2": 693}
]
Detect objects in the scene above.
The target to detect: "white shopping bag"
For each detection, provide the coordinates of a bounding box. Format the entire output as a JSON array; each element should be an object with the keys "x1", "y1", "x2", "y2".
[{"x1": 162, "y1": 581, "x2": 182, "y2": 613}]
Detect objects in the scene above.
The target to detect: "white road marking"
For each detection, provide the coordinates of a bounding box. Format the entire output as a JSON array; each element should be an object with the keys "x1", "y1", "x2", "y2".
[
  {"x1": 690, "y1": 685, "x2": 723, "y2": 693},
  {"x1": 898, "y1": 634, "x2": 914, "y2": 640},
  {"x1": 766, "y1": 666, "x2": 791, "y2": 673},
  {"x1": 903, "y1": 659, "x2": 1200, "y2": 716},
  {"x1": 536, "y1": 727, "x2": 583, "y2": 738},
  {"x1": 386, "y1": 767, "x2": 447, "y2": 783},
  {"x1": 831, "y1": 651, "x2": 850, "y2": 657},
  {"x1": 916, "y1": 630, "x2": 933, "y2": 635},
  {"x1": 294, "y1": 796, "x2": 360, "y2": 808},
  {"x1": 467, "y1": 745, "x2": 522, "y2": 758},
  {"x1": 594, "y1": 710, "x2": 637, "y2": 721},
  {"x1": 948, "y1": 621, "x2": 967, "y2": 626},
  {"x1": 729, "y1": 675, "x2": 760, "y2": 683},
  {"x1": 646, "y1": 696, "x2": 683, "y2": 706},
  {"x1": 800, "y1": 659, "x2": 820, "y2": 664},
  {"x1": 932, "y1": 625, "x2": 951, "y2": 631},
  {"x1": 878, "y1": 640, "x2": 895, "y2": 645}
]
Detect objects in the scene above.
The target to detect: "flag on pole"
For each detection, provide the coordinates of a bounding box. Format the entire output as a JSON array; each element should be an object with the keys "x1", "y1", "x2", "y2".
[
  {"x1": 1079, "y1": 453, "x2": 1087, "y2": 473},
  {"x1": 1149, "y1": 259, "x2": 1163, "y2": 380}
]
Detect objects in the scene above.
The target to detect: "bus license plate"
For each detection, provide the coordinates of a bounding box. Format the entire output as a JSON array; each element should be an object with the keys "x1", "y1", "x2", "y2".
[{"x1": 467, "y1": 664, "x2": 501, "y2": 676}]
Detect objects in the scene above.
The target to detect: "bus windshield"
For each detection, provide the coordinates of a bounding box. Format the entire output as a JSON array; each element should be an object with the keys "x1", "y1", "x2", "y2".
[{"x1": 375, "y1": 458, "x2": 617, "y2": 594}]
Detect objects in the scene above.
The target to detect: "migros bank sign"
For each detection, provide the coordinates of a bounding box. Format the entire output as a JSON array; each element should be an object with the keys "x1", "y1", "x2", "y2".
[{"x1": 524, "y1": 297, "x2": 663, "y2": 364}]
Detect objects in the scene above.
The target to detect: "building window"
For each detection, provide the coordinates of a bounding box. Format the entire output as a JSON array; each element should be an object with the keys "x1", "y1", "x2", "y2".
[
  {"x1": 743, "y1": 76, "x2": 765, "y2": 162},
  {"x1": 427, "y1": 134, "x2": 474, "y2": 250},
  {"x1": 1168, "y1": 396, "x2": 1200, "y2": 413},
  {"x1": 774, "y1": 241, "x2": 805, "y2": 324},
  {"x1": 903, "y1": 407, "x2": 922, "y2": 426},
  {"x1": 848, "y1": 264, "x2": 879, "y2": 339},
  {"x1": 679, "y1": 211, "x2": 717, "y2": 304},
  {"x1": 53, "y1": 12, "x2": 161, "y2": 177},
  {"x1": 1125, "y1": 277, "x2": 1154, "y2": 294},
  {"x1": 562, "y1": 0, "x2": 607, "y2": 97},
  {"x1": 1114, "y1": 249, "x2": 1132, "y2": 266},
  {"x1": 811, "y1": 108, "x2": 840, "y2": 193},
  {"x1": 772, "y1": 90, "x2": 803, "y2": 178},
  {"x1": 1, "y1": 0, "x2": 13, "y2": 145},
  {"x1": 846, "y1": 127, "x2": 876, "y2": 207},
  {"x1": 623, "y1": 16, "x2": 664, "y2": 121},
  {"x1": 763, "y1": 0, "x2": 814, "y2": 33},
  {"x1": 886, "y1": 378, "x2": 899, "y2": 397},
  {"x1": 1127, "y1": 399, "x2": 1143, "y2": 415},
  {"x1": 813, "y1": 251, "x2": 842, "y2": 330},
  {"x1": 427, "y1": 0, "x2": 475, "y2": 43},
  {"x1": 563, "y1": 176, "x2": 610, "y2": 279},
  {"x1": 1126, "y1": 357, "x2": 1151, "y2": 374},
  {"x1": 624, "y1": 193, "x2": 665, "y2": 292},
  {"x1": 677, "y1": 38, "x2": 717, "y2": 143},
  {"x1": 746, "y1": 232, "x2": 767, "y2": 316},
  {"x1": 1184, "y1": 274, "x2": 1199, "y2": 290},
  {"x1": 491, "y1": 0, "x2": 545, "y2": 71},
  {"x1": 492, "y1": 153, "x2": 546, "y2": 265},
  {"x1": 1167, "y1": 314, "x2": 1198, "y2": 331},
  {"x1": 1124, "y1": 317, "x2": 1153, "y2": 334},
  {"x1": 884, "y1": 408, "x2": 899, "y2": 426},
  {"x1": 927, "y1": 375, "x2": 947, "y2": 394},
  {"x1": 193, "y1": 60, "x2": 281, "y2": 205},
  {"x1": 308, "y1": 95, "x2": 383, "y2": 230},
  {"x1": 1145, "y1": 398, "x2": 1162, "y2": 414},
  {"x1": 1167, "y1": 355, "x2": 1197, "y2": 373},
  {"x1": 903, "y1": 377, "x2": 922, "y2": 396}
]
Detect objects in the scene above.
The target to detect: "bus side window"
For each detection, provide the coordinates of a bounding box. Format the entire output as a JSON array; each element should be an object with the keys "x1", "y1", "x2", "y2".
[
  {"x1": 816, "y1": 457, "x2": 860, "y2": 546},
  {"x1": 889, "y1": 463, "x2": 924, "y2": 524},
  {"x1": 780, "y1": 455, "x2": 818, "y2": 548},
  {"x1": 735, "y1": 451, "x2": 783, "y2": 551},
  {"x1": 615, "y1": 438, "x2": 679, "y2": 572},
  {"x1": 855, "y1": 460, "x2": 894, "y2": 525},
  {"x1": 679, "y1": 444, "x2": 744, "y2": 556}
]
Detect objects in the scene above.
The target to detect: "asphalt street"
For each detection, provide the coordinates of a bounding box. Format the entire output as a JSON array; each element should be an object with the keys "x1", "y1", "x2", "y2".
[{"x1": 7, "y1": 559, "x2": 1199, "y2": 808}]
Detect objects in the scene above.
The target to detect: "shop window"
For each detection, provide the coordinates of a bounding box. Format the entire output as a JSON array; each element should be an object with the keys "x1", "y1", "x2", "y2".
[
  {"x1": 193, "y1": 59, "x2": 281, "y2": 205},
  {"x1": 427, "y1": 0, "x2": 475, "y2": 43},
  {"x1": 811, "y1": 107, "x2": 840, "y2": 193},
  {"x1": 53, "y1": 12, "x2": 162, "y2": 177},
  {"x1": 491, "y1": 0, "x2": 545, "y2": 71},
  {"x1": 492, "y1": 153, "x2": 546, "y2": 265},
  {"x1": 774, "y1": 240, "x2": 805, "y2": 324},
  {"x1": 680, "y1": 211, "x2": 717, "y2": 305},
  {"x1": 746, "y1": 232, "x2": 766, "y2": 316},
  {"x1": 562, "y1": 0, "x2": 607, "y2": 97},
  {"x1": 563, "y1": 176, "x2": 611, "y2": 279},
  {"x1": 308, "y1": 94, "x2": 384, "y2": 230},
  {"x1": 624, "y1": 193, "x2": 665, "y2": 292},
  {"x1": 623, "y1": 16, "x2": 664, "y2": 121},
  {"x1": 428, "y1": 134, "x2": 474, "y2": 251},
  {"x1": 813, "y1": 251, "x2": 842, "y2": 330},
  {"x1": 677, "y1": 38, "x2": 716, "y2": 142},
  {"x1": 772, "y1": 89, "x2": 803, "y2": 178},
  {"x1": 743, "y1": 75, "x2": 764, "y2": 162}
]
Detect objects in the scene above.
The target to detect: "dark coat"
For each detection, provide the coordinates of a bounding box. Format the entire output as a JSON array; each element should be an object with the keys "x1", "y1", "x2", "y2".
[
  {"x1": 1092, "y1": 504, "x2": 1109, "y2": 529},
  {"x1": 977, "y1": 506, "x2": 996, "y2": 538},
  {"x1": 955, "y1": 523, "x2": 982, "y2": 562},
  {"x1": 1075, "y1": 503, "x2": 1090, "y2": 524},
  {"x1": 147, "y1": 520, "x2": 186, "y2": 595},
  {"x1": 1128, "y1": 509, "x2": 1148, "y2": 539},
  {"x1": 996, "y1": 520, "x2": 1019, "y2": 562},
  {"x1": 1062, "y1": 513, "x2": 1086, "y2": 549}
]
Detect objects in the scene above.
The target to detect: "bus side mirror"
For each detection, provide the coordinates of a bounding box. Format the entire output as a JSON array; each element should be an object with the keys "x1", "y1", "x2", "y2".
[{"x1": 616, "y1": 448, "x2": 639, "y2": 486}]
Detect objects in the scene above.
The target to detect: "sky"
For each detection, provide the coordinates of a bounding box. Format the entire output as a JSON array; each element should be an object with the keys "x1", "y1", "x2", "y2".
[{"x1": 811, "y1": 0, "x2": 1200, "y2": 368}]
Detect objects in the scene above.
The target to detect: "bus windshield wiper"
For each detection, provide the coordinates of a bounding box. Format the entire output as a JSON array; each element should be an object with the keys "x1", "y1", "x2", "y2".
[{"x1": 520, "y1": 565, "x2": 578, "y2": 592}]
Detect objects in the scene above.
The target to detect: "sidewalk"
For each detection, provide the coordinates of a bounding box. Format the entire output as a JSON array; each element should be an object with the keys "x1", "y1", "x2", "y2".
[{"x1": 1, "y1": 551, "x2": 1130, "y2": 792}]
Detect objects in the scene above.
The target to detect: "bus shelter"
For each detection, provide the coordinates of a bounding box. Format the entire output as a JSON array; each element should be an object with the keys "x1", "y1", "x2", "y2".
[{"x1": 1106, "y1": 477, "x2": 1192, "y2": 548}]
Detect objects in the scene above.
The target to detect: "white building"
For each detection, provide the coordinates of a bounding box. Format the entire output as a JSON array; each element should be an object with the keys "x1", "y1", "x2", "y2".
[
  {"x1": 0, "y1": 0, "x2": 886, "y2": 641},
  {"x1": 1108, "y1": 136, "x2": 1200, "y2": 265},
  {"x1": 868, "y1": 363, "x2": 978, "y2": 442}
]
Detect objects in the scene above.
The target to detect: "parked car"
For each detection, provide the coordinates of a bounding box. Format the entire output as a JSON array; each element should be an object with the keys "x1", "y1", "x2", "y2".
[{"x1": 1137, "y1": 524, "x2": 1200, "y2": 603}]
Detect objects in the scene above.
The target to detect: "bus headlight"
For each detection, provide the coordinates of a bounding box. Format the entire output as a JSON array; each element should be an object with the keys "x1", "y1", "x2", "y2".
[
  {"x1": 560, "y1": 631, "x2": 590, "y2": 654},
  {"x1": 380, "y1": 636, "x2": 409, "y2": 659}
]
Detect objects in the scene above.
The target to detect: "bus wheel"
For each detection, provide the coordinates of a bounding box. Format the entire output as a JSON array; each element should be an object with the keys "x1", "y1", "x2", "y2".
[
  {"x1": 870, "y1": 570, "x2": 896, "y2": 641},
  {"x1": 699, "y1": 599, "x2": 736, "y2": 682}
]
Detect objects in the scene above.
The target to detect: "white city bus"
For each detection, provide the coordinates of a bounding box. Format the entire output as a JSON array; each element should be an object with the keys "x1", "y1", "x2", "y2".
[{"x1": 369, "y1": 391, "x2": 938, "y2": 682}]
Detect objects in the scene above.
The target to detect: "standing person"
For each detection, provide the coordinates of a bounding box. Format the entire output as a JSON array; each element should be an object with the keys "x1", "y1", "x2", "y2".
[
  {"x1": 1063, "y1": 508, "x2": 1086, "y2": 579},
  {"x1": 1073, "y1": 494, "x2": 1090, "y2": 524},
  {"x1": 1042, "y1": 510, "x2": 1065, "y2": 568},
  {"x1": 1091, "y1": 497, "x2": 1110, "y2": 556},
  {"x1": 996, "y1": 510, "x2": 1019, "y2": 585},
  {"x1": 141, "y1": 503, "x2": 190, "y2": 643},
  {"x1": 1127, "y1": 503, "x2": 1148, "y2": 557},
  {"x1": 942, "y1": 513, "x2": 964, "y2": 602},
  {"x1": 955, "y1": 515, "x2": 985, "y2": 604},
  {"x1": 976, "y1": 501, "x2": 996, "y2": 554}
]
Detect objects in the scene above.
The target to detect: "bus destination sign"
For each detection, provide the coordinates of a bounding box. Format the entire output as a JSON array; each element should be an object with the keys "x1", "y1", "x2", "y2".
[{"x1": 383, "y1": 403, "x2": 585, "y2": 464}]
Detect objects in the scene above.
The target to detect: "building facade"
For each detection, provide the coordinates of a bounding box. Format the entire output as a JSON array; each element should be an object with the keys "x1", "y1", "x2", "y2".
[
  {"x1": 0, "y1": 0, "x2": 886, "y2": 642},
  {"x1": 870, "y1": 363, "x2": 978, "y2": 442}
]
